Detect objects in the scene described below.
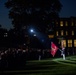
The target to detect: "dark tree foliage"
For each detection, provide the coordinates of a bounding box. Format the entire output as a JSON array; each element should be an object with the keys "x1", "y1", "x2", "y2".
[
  {"x1": 0, "y1": 26, "x2": 8, "y2": 48},
  {"x1": 5, "y1": 0, "x2": 62, "y2": 33}
]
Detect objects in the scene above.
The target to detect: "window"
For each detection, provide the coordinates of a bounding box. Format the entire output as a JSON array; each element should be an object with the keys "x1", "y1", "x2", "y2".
[
  {"x1": 56, "y1": 31, "x2": 58, "y2": 36},
  {"x1": 60, "y1": 21, "x2": 63, "y2": 26},
  {"x1": 48, "y1": 35, "x2": 54, "y2": 38},
  {"x1": 68, "y1": 40, "x2": 72, "y2": 47},
  {"x1": 61, "y1": 30, "x2": 63, "y2": 36},
  {"x1": 72, "y1": 31, "x2": 74, "y2": 35},
  {"x1": 71, "y1": 22, "x2": 74, "y2": 26},
  {"x1": 55, "y1": 20, "x2": 58, "y2": 26},
  {"x1": 66, "y1": 31, "x2": 68, "y2": 35},
  {"x1": 65, "y1": 21, "x2": 68, "y2": 26},
  {"x1": 56, "y1": 21, "x2": 58, "y2": 24},
  {"x1": 61, "y1": 40, "x2": 66, "y2": 47},
  {"x1": 74, "y1": 40, "x2": 76, "y2": 47}
]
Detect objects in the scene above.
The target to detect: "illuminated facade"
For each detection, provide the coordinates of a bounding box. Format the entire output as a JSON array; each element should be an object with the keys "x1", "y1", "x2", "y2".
[{"x1": 48, "y1": 17, "x2": 76, "y2": 55}]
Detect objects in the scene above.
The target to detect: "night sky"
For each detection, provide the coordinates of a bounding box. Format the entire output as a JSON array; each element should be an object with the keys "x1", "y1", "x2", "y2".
[{"x1": 0, "y1": 0, "x2": 76, "y2": 30}]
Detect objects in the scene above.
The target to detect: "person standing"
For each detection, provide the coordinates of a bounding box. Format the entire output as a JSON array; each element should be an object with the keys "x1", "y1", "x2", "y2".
[{"x1": 61, "y1": 41, "x2": 65, "y2": 60}]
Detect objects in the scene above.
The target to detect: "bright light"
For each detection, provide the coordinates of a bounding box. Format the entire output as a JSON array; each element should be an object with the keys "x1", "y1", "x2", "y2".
[{"x1": 30, "y1": 29, "x2": 34, "y2": 33}]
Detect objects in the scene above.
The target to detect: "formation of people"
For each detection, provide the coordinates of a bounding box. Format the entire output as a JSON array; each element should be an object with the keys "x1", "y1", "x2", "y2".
[
  {"x1": 0, "y1": 48, "x2": 28, "y2": 70},
  {"x1": 0, "y1": 48, "x2": 51, "y2": 70}
]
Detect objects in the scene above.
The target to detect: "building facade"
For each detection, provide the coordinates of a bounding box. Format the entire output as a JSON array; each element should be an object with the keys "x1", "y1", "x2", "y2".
[{"x1": 48, "y1": 17, "x2": 76, "y2": 55}]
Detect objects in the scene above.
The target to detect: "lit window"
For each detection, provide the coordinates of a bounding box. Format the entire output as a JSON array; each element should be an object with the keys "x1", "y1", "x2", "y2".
[
  {"x1": 60, "y1": 21, "x2": 63, "y2": 26},
  {"x1": 74, "y1": 40, "x2": 76, "y2": 47},
  {"x1": 61, "y1": 40, "x2": 66, "y2": 47},
  {"x1": 48, "y1": 35, "x2": 54, "y2": 38},
  {"x1": 61, "y1": 30, "x2": 63, "y2": 36},
  {"x1": 65, "y1": 21, "x2": 68, "y2": 26},
  {"x1": 56, "y1": 31, "x2": 58, "y2": 36},
  {"x1": 71, "y1": 22, "x2": 74, "y2": 26},
  {"x1": 72, "y1": 31, "x2": 74, "y2": 35},
  {"x1": 66, "y1": 31, "x2": 68, "y2": 35},
  {"x1": 4, "y1": 33, "x2": 8, "y2": 37},
  {"x1": 68, "y1": 40, "x2": 72, "y2": 47}
]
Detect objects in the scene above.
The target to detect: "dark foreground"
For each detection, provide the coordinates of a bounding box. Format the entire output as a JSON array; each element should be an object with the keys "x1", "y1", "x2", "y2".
[{"x1": 0, "y1": 56, "x2": 76, "y2": 75}]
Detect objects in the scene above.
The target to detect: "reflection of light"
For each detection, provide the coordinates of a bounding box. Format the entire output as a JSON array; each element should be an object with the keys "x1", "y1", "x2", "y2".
[
  {"x1": 4, "y1": 33, "x2": 8, "y2": 37},
  {"x1": 34, "y1": 34, "x2": 36, "y2": 36},
  {"x1": 30, "y1": 29, "x2": 34, "y2": 33}
]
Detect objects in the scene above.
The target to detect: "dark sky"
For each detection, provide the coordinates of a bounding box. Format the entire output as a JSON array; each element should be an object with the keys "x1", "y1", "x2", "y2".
[
  {"x1": 0, "y1": 0, "x2": 76, "y2": 30},
  {"x1": 60, "y1": 0, "x2": 76, "y2": 17}
]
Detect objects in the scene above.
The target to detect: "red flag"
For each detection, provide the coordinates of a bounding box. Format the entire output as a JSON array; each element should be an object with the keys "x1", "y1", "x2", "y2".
[{"x1": 51, "y1": 42, "x2": 58, "y2": 57}]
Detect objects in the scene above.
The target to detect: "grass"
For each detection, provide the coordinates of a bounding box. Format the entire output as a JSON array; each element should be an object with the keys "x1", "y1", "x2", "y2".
[{"x1": 1, "y1": 56, "x2": 76, "y2": 75}]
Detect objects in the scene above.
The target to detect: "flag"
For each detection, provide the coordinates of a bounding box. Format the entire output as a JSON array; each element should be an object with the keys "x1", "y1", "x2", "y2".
[{"x1": 51, "y1": 42, "x2": 58, "y2": 57}]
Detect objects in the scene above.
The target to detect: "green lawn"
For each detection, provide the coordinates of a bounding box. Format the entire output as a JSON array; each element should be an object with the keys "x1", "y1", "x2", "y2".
[{"x1": 1, "y1": 56, "x2": 76, "y2": 75}]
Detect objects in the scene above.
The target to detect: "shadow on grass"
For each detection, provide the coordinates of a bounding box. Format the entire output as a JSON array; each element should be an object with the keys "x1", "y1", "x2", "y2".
[{"x1": 1, "y1": 56, "x2": 76, "y2": 75}]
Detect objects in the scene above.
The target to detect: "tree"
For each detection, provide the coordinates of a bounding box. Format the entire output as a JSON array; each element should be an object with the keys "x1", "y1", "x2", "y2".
[
  {"x1": 5, "y1": 0, "x2": 62, "y2": 33},
  {"x1": 0, "y1": 26, "x2": 8, "y2": 48}
]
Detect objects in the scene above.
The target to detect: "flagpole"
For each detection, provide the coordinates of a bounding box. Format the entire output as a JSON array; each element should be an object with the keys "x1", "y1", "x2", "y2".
[{"x1": 58, "y1": 48, "x2": 62, "y2": 52}]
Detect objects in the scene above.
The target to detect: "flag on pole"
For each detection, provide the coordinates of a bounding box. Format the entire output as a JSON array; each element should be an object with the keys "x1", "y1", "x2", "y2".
[{"x1": 51, "y1": 42, "x2": 58, "y2": 57}]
